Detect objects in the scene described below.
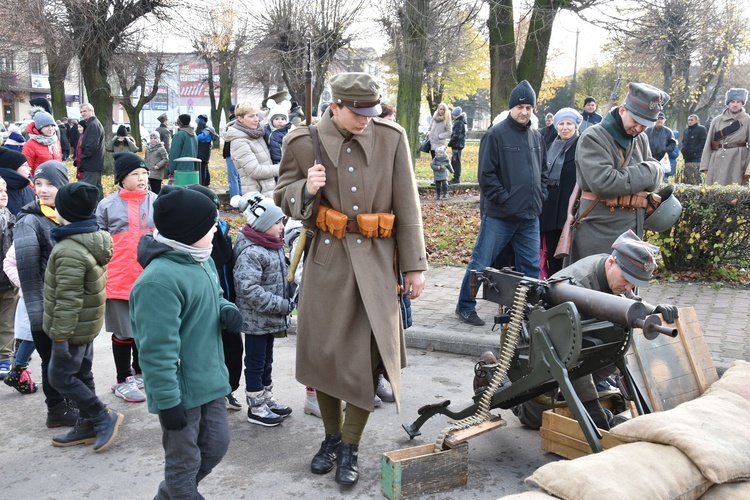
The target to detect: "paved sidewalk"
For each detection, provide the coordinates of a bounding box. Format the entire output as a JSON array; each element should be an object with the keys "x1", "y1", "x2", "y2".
[{"x1": 407, "y1": 266, "x2": 750, "y2": 374}]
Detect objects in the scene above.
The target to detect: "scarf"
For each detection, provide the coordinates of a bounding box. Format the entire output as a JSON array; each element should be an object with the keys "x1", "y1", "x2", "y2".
[
  {"x1": 233, "y1": 120, "x2": 265, "y2": 140},
  {"x1": 30, "y1": 133, "x2": 58, "y2": 147},
  {"x1": 147, "y1": 141, "x2": 162, "y2": 152},
  {"x1": 241, "y1": 224, "x2": 284, "y2": 250},
  {"x1": 40, "y1": 202, "x2": 59, "y2": 225},
  {"x1": 153, "y1": 229, "x2": 213, "y2": 262},
  {"x1": 601, "y1": 108, "x2": 634, "y2": 150},
  {"x1": 546, "y1": 135, "x2": 579, "y2": 187},
  {"x1": 50, "y1": 217, "x2": 99, "y2": 242}
]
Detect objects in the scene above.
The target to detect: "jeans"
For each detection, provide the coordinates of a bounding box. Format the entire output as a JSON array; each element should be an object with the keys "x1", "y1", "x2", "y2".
[
  {"x1": 48, "y1": 341, "x2": 106, "y2": 418},
  {"x1": 244, "y1": 334, "x2": 274, "y2": 392},
  {"x1": 14, "y1": 339, "x2": 35, "y2": 367},
  {"x1": 456, "y1": 215, "x2": 540, "y2": 313},
  {"x1": 225, "y1": 157, "x2": 241, "y2": 199},
  {"x1": 155, "y1": 398, "x2": 229, "y2": 500},
  {"x1": 0, "y1": 288, "x2": 18, "y2": 362}
]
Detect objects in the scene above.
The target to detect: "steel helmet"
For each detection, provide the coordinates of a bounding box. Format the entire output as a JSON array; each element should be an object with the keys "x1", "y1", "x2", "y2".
[{"x1": 644, "y1": 185, "x2": 682, "y2": 232}]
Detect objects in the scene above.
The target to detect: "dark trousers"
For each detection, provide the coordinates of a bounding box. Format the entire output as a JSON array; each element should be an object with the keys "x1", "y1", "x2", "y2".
[
  {"x1": 149, "y1": 178, "x2": 163, "y2": 194},
  {"x1": 435, "y1": 180, "x2": 448, "y2": 197},
  {"x1": 451, "y1": 148, "x2": 463, "y2": 181},
  {"x1": 244, "y1": 334, "x2": 274, "y2": 392},
  {"x1": 155, "y1": 398, "x2": 229, "y2": 500},
  {"x1": 199, "y1": 160, "x2": 210, "y2": 187},
  {"x1": 80, "y1": 171, "x2": 103, "y2": 202},
  {"x1": 31, "y1": 329, "x2": 64, "y2": 409},
  {"x1": 49, "y1": 341, "x2": 106, "y2": 418},
  {"x1": 222, "y1": 329, "x2": 244, "y2": 392}
]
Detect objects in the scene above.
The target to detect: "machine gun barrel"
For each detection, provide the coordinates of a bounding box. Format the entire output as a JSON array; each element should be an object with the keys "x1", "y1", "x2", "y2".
[{"x1": 545, "y1": 281, "x2": 649, "y2": 327}]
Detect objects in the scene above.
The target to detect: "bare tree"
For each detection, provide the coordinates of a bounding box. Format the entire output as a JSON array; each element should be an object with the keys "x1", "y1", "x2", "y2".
[
  {"x1": 254, "y1": 0, "x2": 366, "y2": 113},
  {"x1": 603, "y1": 0, "x2": 750, "y2": 126},
  {"x1": 113, "y1": 47, "x2": 171, "y2": 149},
  {"x1": 190, "y1": 0, "x2": 250, "y2": 140}
]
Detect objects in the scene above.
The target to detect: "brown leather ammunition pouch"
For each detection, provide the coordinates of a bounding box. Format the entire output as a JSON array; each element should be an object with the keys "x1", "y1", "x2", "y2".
[{"x1": 356, "y1": 214, "x2": 379, "y2": 238}]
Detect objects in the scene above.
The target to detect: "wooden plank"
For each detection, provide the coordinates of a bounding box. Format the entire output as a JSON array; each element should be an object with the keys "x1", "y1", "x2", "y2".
[
  {"x1": 625, "y1": 307, "x2": 717, "y2": 412},
  {"x1": 443, "y1": 415, "x2": 507, "y2": 449},
  {"x1": 381, "y1": 442, "x2": 468, "y2": 500},
  {"x1": 540, "y1": 410, "x2": 623, "y2": 459}
]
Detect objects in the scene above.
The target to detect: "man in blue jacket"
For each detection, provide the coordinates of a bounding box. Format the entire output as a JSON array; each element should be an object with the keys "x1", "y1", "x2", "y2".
[{"x1": 455, "y1": 80, "x2": 549, "y2": 326}]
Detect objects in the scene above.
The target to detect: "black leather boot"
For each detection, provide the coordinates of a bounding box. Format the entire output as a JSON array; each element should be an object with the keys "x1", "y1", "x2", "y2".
[
  {"x1": 310, "y1": 433, "x2": 341, "y2": 474},
  {"x1": 335, "y1": 442, "x2": 359, "y2": 486}
]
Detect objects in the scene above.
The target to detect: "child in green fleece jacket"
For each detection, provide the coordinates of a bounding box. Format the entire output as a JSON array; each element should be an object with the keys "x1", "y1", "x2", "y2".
[{"x1": 130, "y1": 186, "x2": 242, "y2": 500}]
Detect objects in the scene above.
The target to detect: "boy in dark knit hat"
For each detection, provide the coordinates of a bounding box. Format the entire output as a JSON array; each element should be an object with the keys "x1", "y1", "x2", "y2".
[
  {"x1": 96, "y1": 151, "x2": 156, "y2": 404},
  {"x1": 0, "y1": 146, "x2": 34, "y2": 216},
  {"x1": 232, "y1": 191, "x2": 293, "y2": 427},
  {"x1": 130, "y1": 186, "x2": 242, "y2": 499},
  {"x1": 45, "y1": 182, "x2": 122, "y2": 451}
]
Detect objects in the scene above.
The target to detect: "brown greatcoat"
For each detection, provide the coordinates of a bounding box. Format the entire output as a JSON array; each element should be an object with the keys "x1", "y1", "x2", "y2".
[
  {"x1": 273, "y1": 110, "x2": 427, "y2": 412},
  {"x1": 700, "y1": 108, "x2": 750, "y2": 186},
  {"x1": 570, "y1": 113, "x2": 662, "y2": 263}
]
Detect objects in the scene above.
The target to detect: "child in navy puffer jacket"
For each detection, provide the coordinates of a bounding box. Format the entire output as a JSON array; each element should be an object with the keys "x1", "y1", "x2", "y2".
[{"x1": 263, "y1": 99, "x2": 292, "y2": 165}]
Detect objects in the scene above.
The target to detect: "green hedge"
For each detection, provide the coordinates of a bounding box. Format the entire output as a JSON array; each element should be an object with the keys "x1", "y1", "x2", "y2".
[{"x1": 647, "y1": 184, "x2": 750, "y2": 274}]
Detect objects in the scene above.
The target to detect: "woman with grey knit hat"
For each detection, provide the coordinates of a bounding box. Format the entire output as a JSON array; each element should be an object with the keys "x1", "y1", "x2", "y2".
[
  {"x1": 145, "y1": 131, "x2": 168, "y2": 194},
  {"x1": 22, "y1": 110, "x2": 62, "y2": 177}
]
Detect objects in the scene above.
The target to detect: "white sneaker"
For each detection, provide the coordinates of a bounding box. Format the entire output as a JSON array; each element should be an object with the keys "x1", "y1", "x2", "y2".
[{"x1": 111, "y1": 381, "x2": 146, "y2": 403}]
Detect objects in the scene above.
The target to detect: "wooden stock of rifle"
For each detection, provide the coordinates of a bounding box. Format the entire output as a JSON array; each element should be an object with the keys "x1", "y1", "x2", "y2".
[{"x1": 554, "y1": 183, "x2": 581, "y2": 259}]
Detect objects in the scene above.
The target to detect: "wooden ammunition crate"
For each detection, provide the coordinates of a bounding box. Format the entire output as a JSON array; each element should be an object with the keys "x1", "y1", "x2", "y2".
[
  {"x1": 381, "y1": 442, "x2": 469, "y2": 499},
  {"x1": 540, "y1": 410, "x2": 624, "y2": 459}
]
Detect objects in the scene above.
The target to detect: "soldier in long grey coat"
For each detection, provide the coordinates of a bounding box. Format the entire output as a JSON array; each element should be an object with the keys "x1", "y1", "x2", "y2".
[
  {"x1": 274, "y1": 72, "x2": 427, "y2": 487},
  {"x1": 700, "y1": 88, "x2": 750, "y2": 186},
  {"x1": 570, "y1": 82, "x2": 666, "y2": 263}
]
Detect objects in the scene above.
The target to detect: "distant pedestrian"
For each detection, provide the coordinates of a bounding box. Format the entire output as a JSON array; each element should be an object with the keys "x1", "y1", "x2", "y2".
[
  {"x1": 578, "y1": 96, "x2": 602, "y2": 133},
  {"x1": 681, "y1": 114, "x2": 707, "y2": 184},
  {"x1": 448, "y1": 107, "x2": 466, "y2": 184},
  {"x1": 144, "y1": 132, "x2": 168, "y2": 194},
  {"x1": 22, "y1": 110, "x2": 61, "y2": 177},
  {"x1": 430, "y1": 146, "x2": 453, "y2": 200},
  {"x1": 58, "y1": 119, "x2": 71, "y2": 161},
  {"x1": 700, "y1": 88, "x2": 750, "y2": 185},
  {"x1": 427, "y1": 102, "x2": 451, "y2": 159},
  {"x1": 0, "y1": 147, "x2": 35, "y2": 216},
  {"x1": 222, "y1": 104, "x2": 241, "y2": 198},
  {"x1": 645, "y1": 112, "x2": 677, "y2": 182},
  {"x1": 106, "y1": 125, "x2": 138, "y2": 155},
  {"x1": 78, "y1": 103, "x2": 106, "y2": 201},
  {"x1": 168, "y1": 114, "x2": 198, "y2": 175},
  {"x1": 155, "y1": 113, "x2": 171, "y2": 153}
]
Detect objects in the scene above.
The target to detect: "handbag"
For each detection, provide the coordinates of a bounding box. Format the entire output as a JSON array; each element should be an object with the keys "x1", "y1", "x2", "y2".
[{"x1": 419, "y1": 137, "x2": 431, "y2": 153}]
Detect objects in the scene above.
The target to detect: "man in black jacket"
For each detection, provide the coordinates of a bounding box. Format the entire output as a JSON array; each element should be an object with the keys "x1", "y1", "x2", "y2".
[
  {"x1": 681, "y1": 114, "x2": 707, "y2": 184},
  {"x1": 78, "y1": 103, "x2": 105, "y2": 201},
  {"x1": 455, "y1": 81, "x2": 549, "y2": 326}
]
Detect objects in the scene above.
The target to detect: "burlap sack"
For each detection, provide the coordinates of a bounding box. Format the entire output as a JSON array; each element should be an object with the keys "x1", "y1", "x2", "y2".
[
  {"x1": 610, "y1": 388, "x2": 750, "y2": 483},
  {"x1": 698, "y1": 481, "x2": 750, "y2": 499},
  {"x1": 526, "y1": 441, "x2": 710, "y2": 500},
  {"x1": 498, "y1": 491, "x2": 557, "y2": 499},
  {"x1": 705, "y1": 360, "x2": 750, "y2": 401}
]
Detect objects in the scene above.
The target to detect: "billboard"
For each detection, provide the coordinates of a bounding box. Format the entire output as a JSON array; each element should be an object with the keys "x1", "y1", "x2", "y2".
[{"x1": 179, "y1": 63, "x2": 220, "y2": 105}]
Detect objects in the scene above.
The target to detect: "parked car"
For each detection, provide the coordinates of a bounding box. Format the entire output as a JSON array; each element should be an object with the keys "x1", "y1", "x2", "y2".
[{"x1": 0, "y1": 122, "x2": 8, "y2": 144}]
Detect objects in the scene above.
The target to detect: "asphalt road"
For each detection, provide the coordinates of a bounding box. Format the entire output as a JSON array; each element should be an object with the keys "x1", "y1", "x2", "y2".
[{"x1": 0, "y1": 332, "x2": 557, "y2": 499}]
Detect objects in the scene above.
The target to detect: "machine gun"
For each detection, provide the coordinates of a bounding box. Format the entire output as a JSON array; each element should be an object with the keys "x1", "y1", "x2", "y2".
[{"x1": 403, "y1": 267, "x2": 677, "y2": 453}]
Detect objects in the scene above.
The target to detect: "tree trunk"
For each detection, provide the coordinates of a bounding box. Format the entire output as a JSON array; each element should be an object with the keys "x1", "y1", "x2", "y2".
[
  {"x1": 47, "y1": 56, "x2": 70, "y2": 120},
  {"x1": 80, "y1": 57, "x2": 115, "y2": 176},
  {"x1": 396, "y1": 0, "x2": 430, "y2": 160},
  {"x1": 516, "y1": 0, "x2": 558, "y2": 93},
  {"x1": 487, "y1": 0, "x2": 517, "y2": 118}
]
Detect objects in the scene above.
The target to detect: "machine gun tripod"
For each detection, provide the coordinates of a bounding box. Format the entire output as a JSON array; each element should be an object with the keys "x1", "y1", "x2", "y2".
[{"x1": 403, "y1": 267, "x2": 677, "y2": 453}]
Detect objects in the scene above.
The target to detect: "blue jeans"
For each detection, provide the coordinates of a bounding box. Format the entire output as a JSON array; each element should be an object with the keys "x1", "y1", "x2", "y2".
[
  {"x1": 14, "y1": 339, "x2": 35, "y2": 367},
  {"x1": 456, "y1": 215, "x2": 540, "y2": 313},
  {"x1": 244, "y1": 334, "x2": 274, "y2": 393},
  {"x1": 156, "y1": 398, "x2": 229, "y2": 500},
  {"x1": 48, "y1": 341, "x2": 106, "y2": 418},
  {"x1": 225, "y1": 157, "x2": 241, "y2": 199}
]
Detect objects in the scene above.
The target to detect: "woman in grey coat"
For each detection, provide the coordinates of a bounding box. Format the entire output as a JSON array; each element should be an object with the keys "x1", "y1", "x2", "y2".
[{"x1": 144, "y1": 132, "x2": 168, "y2": 194}]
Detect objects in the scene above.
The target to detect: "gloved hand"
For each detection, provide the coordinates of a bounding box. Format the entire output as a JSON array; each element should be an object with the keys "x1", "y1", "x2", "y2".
[
  {"x1": 52, "y1": 340, "x2": 72, "y2": 360},
  {"x1": 287, "y1": 299, "x2": 296, "y2": 315},
  {"x1": 159, "y1": 403, "x2": 188, "y2": 431},
  {"x1": 654, "y1": 304, "x2": 679, "y2": 323},
  {"x1": 220, "y1": 307, "x2": 243, "y2": 334}
]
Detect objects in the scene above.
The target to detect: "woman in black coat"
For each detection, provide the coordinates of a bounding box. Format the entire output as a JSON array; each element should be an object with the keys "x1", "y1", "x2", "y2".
[{"x1": 539, "y1": 108, "x2": 583, "y2": 278}]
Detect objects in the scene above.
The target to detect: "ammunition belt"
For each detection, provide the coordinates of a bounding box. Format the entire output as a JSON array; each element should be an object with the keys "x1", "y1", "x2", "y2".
[
  {"x1": 581, "y1": 190, "x2": 650, "y2": 212},
  {"x1": 316, "y1": 206, "x2": 395, "y2": 239}
]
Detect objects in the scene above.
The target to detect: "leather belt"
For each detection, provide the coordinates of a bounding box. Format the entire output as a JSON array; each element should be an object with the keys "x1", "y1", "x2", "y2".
[
  {"x1": 346, "y1": 220, "x2": 361, "y2": 234},
  {"x1": 580, "y1": 191, "x2": 598, "y2": 201},
  {"x1": 720, "y1": 142, "x2": 748, "y2": 149}
]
